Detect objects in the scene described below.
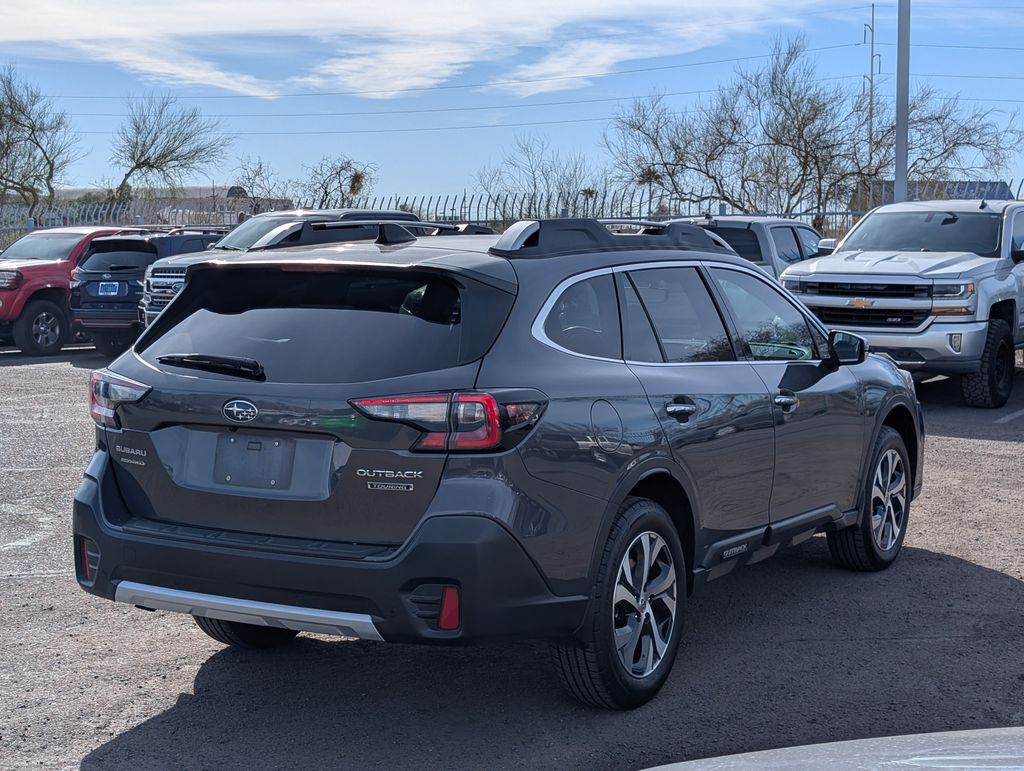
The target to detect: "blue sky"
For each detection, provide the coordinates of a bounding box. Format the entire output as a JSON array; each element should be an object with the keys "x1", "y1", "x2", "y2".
[{"x1": 5, "y1": 0, "x2": 1024, "y2": 195}]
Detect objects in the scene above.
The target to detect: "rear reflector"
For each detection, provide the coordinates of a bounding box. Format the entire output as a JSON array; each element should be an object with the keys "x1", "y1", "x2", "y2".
[{"x1": 438, "y1": 586, "x2": 461, "y2": 631}]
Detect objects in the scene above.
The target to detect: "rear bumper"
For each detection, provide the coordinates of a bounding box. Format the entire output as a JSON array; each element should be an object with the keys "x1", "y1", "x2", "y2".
[
  {"x1": 71, "y1": 307, "x2": 141, "y2": 330},
  {"x1": 73, "y1": 451, "x2": 587, "y2": 644}
]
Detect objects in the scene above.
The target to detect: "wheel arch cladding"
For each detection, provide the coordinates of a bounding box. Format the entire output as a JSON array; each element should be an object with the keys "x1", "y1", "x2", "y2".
[
  {"x1": 626, "y1": 473, "x2": 695, "y2": 595},
  {"x1": 27, "y1": 287, "x2": 68, "y2": 309},
  {"x1": 881, "y1": 404, "x2": 918, "y2": 491}
]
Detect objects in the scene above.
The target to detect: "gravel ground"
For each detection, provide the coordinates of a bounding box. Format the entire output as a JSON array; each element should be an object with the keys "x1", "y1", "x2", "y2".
[{"x1": 1, "y1": 346, "x2": 1022, "y2": 771}]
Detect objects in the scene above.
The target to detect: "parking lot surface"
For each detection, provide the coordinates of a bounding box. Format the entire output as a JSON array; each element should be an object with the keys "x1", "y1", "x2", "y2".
[{"x1": 1, "y1": 347, "x2": 1022, "y2": 770}]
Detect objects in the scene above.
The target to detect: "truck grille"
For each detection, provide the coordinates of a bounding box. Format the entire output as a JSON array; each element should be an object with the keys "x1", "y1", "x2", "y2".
[
  {"x1": 146, "y1": 268, "x2": 187, "y2": 310},
  {"x1": 800, "y1": 281, "x2": 930, "y2": 298},
  {"x1": 809, "y1": 306, "x2": 930, "y2": 329}
]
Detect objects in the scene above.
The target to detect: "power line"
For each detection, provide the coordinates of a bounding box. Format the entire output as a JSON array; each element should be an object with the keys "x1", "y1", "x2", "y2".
[
  {"x1": 880, "y1": 42, "x2": 1024, "y2": 51},
  {"x1": 80, "y1": 114, "x2": 667, "y2": 137},
  {"x1": 45, "y1": 42, "x2": 864, "y2": 100},
  {"x1": 66, "y1": 76, "x2": 864, "y2": 119}
]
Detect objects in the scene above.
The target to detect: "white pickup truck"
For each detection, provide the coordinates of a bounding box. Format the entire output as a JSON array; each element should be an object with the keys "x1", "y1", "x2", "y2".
[{"x1": 781, "y1": 199, "x2": 1024, "y2": 408}]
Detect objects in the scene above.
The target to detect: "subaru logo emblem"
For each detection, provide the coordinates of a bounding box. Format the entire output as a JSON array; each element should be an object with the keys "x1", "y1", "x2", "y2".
[{"x1": 223, "y1": 399, "x2": 258, "y2": 423}]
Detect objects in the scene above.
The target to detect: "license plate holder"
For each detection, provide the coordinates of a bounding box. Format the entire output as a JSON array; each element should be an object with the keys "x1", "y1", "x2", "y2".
[
  {"x1": 97, "y1": 282, "x2": 120, "y2": 296},
  {"x1": 213, "y1": 434, "x2": 296, "y2": 490}
]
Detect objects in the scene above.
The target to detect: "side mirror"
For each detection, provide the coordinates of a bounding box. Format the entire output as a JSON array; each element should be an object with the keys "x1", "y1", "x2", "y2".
[
  {"x1": 816, "y1": 238, "x2": 837, "y2": 257},
  {"x1": 829, "y1": 329, "x2": 867, "y2": 366}
]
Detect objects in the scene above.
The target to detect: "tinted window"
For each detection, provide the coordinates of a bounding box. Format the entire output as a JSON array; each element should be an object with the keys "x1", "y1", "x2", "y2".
[
  {"x1": 212, "y1": 216, "x2": 295, "y2": 250},
  {"x1": 709, "y1": 268, "x2": 817, "y2": 361},
  {"x1": 0, "y1": 232, "x2": 83, "y2": 261},
  {"x1": 618, "y1": 276, "x2": 663, "y2": 363},
  {"x1": 628, "y1": 267, "x2": 735, "y2": 363},
  {"x1": 839, "y1": 211, "x2": 1001, "y2": 257},
  {"x1": 1011, "y1": 212, "x2": 1024, "y2": 250},
  {"x1": 81, "y1": 249, "x2": 157, "y2": 272},
  {"x1": 544, "y1": 274, "x2": 621, "y2": 359},
  {"x1": 795, "y1": 227, "x2": 821, "y2": 259},
  {"x1": 714, "y1": 227, "x2": 763, "y2": 263},
  {"x1": 142, "y1": 269, "x2": 512, "y2": 383},
  {"x1": 771, "y1": 227, "x2": 802, "y2": 263}
]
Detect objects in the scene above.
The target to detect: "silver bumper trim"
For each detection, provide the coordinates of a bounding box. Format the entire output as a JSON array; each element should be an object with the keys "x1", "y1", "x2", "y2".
[{"x1": 114, "y1": 580, "x2": 384, "y2": 641}]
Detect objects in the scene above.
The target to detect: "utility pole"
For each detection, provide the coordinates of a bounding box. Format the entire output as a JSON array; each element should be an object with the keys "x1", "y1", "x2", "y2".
[
  {"x1": 894, "y1": 0, "x2": 911, "y2": 203},
  {"x1": 864, "y1": 4, "x2": 876, "y2": 164}
]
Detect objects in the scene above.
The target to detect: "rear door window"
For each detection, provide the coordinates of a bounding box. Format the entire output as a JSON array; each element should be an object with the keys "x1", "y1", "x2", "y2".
[
  {"x1": 770, "y1": 227, "x2": 802, "y2": 264},
  {"x1": 627, "y1": 267, "x2": 735, "y2": 363},
  {"x1": 543, "y1": 274, "x2": 621, "y2": 359},
  {"x1": 141, "y1": 268, "x2": 513, "y2": 383}
]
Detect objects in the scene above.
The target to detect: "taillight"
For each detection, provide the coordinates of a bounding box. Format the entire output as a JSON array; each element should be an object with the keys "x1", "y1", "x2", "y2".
[
  {"x1": 351, "y1": 392, "x2": 543, "y2": 452},
  {"x1": 90, "y1": 369, "x2": 151, "y2": 428}
]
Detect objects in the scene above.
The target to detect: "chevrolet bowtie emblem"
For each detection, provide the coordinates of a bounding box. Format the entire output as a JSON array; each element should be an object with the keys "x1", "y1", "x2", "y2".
[{"x1": 847, "y1": 297, "x2": 874, "y2": 308}]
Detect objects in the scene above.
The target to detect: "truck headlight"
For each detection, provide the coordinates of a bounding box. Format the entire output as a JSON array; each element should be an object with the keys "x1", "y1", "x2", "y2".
[
  {"x1": 932, "y1": 282, "x2": 975, "y2": 298},
  {"x1": 782, "y1": 278, "x2": 802, "y2": 292},
  {"x1": 0, "y1": 270, "x2": 22, "y2": 289}
]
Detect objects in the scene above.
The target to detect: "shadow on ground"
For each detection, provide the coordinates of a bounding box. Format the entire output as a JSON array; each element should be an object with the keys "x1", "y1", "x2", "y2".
[{"x1": 81, "y1": 540, "x2": 1024, "y2": 771}]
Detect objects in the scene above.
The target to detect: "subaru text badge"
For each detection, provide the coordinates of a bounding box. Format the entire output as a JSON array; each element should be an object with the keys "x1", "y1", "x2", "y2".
[{"x1": 223, "y1": 399, "x2": 258, "y2": 423}]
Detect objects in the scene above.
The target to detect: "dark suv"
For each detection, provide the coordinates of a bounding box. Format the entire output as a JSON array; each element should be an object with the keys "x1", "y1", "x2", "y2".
[
  {"x1": 74, "y1": 219, "x2": 923, "y2": 709},
  {"x1": 71, "y1": 229, "x2": 227, "y2": 356}
]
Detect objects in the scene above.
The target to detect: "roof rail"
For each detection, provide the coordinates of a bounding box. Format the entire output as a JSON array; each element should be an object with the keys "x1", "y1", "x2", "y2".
[{"x1": 489, "y1": 218, "x2": 720, "y2": 258}]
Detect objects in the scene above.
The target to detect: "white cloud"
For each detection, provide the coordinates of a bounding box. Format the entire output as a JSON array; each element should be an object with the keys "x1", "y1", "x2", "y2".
[{"x1": 2, "y1": 0, "x2": 849, "y2": 98}]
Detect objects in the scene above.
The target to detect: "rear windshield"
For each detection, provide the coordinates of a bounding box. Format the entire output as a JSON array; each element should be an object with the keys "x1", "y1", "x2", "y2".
[
  {"x1": 81, "y1": 246, "x2": 157, "y2": 272},
  {"x1": 840, "y1": 211, "x2": 1002, "y2": 257},
  {"x1": 139, "y1": 268, "x2": 513, "y2": 383},
  {"x1": 714, "y1": 227, "x2": 764, "y2": 263},
  {"x1": 0, "y1": 232, "x2": 84, "y2": 261}
]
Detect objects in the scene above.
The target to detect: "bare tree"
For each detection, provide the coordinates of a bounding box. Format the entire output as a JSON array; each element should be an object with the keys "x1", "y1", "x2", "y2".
[
  {"x1": 111, "y1": 96, "x2": 231, "y2": 200},
  {"x1": 0, "y1": 66, "x2": 81, "y2": 214},
  {"x1": 292, "y1": 156, "x2": 376, "y2": 209},
  {"x1": 233, "y1": 156, "x2": 290, "y2": 213},
  {"x1": 475, "y1": 134, "x2": 610, "y2": 217},
  {"x1": 606, "y1": 36, "x2": 1020, "y2": 220}
]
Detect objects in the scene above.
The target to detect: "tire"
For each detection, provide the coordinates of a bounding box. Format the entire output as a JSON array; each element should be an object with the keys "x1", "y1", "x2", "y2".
[
  {"x1": 91, "y1": 330, "x2": 134, "y2": 358},
  {"x1": 12, "y1": 299, "x2": 68, "y2": 356},
  {"x1": 550, "y1": 497, "x2": 685, "y2": 710},
  {"x1": 827, "y1": 426, "x2": 910, "y2": 572},
  {"x1": 193, "y1": 616, "x2": 299, "y2": 649},
  {"x1": 961, "y1": 319, "x2": 1014, "y2": 409}
]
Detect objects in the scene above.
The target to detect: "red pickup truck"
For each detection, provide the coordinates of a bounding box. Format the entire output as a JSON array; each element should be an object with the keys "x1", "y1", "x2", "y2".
[{"x1": 0, "y1": 226, "x2": 141, "y2": 355}]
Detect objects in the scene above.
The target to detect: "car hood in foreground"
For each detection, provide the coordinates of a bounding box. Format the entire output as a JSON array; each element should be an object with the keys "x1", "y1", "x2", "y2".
[
  {"x1": 648, "y1": 727, "x2": 1024, "y2": 770},
  {"x1": 786, "y1": 250, "x2": 996, "y2": 279}
]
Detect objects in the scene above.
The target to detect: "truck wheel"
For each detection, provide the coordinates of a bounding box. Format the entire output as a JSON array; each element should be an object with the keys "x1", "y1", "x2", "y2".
[
  {"x1": 961, "y1": 319, "x2": 1014, "y2": 409},
  {"x1": 193, "y1": 616, "x2": 299, "y2": 649},
  {"x1": 550, "y1": 498, "x2": 685, "y2": 709},
  {"x1": 91, "y1": 330, "x2": 134, "y2": 358},
  {"x1": 12, "y1": 299, "x2": 68, "y2": 356},
  {"x1": 827, "y1": 427, "x2": 910, "y2": 572}
]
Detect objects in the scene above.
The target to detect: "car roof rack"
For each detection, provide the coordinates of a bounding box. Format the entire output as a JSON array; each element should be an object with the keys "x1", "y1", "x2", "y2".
[
  {"x1": 248, "y1": 219, "x2": 496, "y2": 249},
  {"x1": 488, "y1": 218, "x2": 720, "y2": 258}
]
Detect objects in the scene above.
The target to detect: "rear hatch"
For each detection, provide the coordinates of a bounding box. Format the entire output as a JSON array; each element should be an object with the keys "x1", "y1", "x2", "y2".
[
  {"x1": 72, "y1": 241, "x2": 158, "y2": 311},
  {"x1": 101, "y1": 261, "x2": 515, "y2": 546}
]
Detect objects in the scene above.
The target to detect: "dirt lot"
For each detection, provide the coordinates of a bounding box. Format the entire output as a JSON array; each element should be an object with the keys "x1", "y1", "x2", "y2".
[{"x1": 1, "y1": 347, "x2": 1022, "y2": 770}]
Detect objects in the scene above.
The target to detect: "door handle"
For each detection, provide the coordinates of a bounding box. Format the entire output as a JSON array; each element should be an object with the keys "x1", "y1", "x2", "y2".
[
  {"x1": 666, "y1": 402, "x2": 698, "y2": 419},
  {"x1": 774, "y1": 394, "x2": 799, "y2": 410}
]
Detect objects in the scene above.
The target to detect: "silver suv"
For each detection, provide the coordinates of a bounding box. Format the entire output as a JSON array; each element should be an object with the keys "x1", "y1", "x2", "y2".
[{"x1": 782, "y1": 200, "x2": 1024, "y2": 408}]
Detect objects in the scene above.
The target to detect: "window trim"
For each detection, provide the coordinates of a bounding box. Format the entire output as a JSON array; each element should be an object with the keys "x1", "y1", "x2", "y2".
[
  {"x1": 1010, "y1": 209, "x2": 1024, "y2": 252},
  {"x1": 531, "y1": 259, "x2": 820, "y2": 367},
  {"x1": 703, "y1": 264, "x2": 829, "y2": 363}
]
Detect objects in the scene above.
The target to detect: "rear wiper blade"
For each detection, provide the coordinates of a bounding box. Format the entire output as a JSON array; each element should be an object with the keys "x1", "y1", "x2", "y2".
[{"x1": 156, "y1": 353, "x2": 266, "y2": 381}]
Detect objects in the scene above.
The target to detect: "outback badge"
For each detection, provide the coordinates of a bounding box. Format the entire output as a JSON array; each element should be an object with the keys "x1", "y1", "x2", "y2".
[{"x1": 223, "y1": 399, "x2": 258, "y2": 423}]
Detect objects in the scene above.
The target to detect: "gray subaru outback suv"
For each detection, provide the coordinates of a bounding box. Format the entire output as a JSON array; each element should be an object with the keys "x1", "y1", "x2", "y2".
[{"x1": 74, "y1": 219, "x2": 923, "y2": 709}]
